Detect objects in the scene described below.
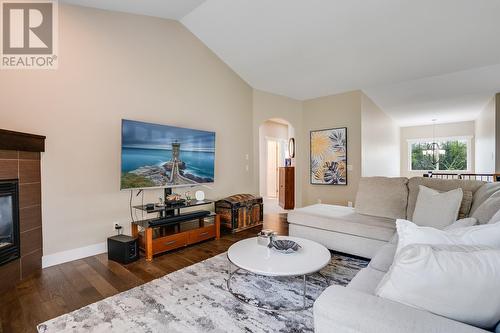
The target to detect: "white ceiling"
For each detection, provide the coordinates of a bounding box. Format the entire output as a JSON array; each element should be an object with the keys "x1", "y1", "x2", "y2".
[
  {"x1": 61, "y1": 0, "x2": 206, "y2": 20},
  {"x1": 62, "y1": 0, "x2": 500, "y2": 125},
  {"x1": 364, "y1": 64, "x2": 500, "y2": 126}
]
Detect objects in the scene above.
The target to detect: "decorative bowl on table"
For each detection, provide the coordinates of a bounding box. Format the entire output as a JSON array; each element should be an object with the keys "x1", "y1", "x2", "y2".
[{"x1": 270, "y1": 239, "x2": 301, "y2": 254}]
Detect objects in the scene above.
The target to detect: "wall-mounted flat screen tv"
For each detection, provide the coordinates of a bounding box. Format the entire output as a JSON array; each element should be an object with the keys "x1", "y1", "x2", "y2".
[{"x1": 121, "y1": 119, "x2": 216, "y2": 190}]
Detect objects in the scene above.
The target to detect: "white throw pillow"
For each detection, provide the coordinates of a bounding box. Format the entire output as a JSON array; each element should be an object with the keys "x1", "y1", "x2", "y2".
[
  {"x1": 472, "y1": 190, "x2": 500, "y2": 224},
  {"x1": 443, "y1": 217, "x2": 477, "y2": 231},
  {"x1": 376, "y1": 244, "x2": 500, "y2": 329},
  {"x1": 412, "y1": 185, "x2": 463, "y2": 229},
  {"x1": 396, "y1": 219, "x2": 500, "y2": 255},
  {"x1": 490, "y1": 209, "x2": 500, "y2": 225}
]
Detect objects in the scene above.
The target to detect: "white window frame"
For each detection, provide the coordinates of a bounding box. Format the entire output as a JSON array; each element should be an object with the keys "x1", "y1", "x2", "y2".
[{"x1": 407, "y1": 135, "x2": 473, "y2": 172}]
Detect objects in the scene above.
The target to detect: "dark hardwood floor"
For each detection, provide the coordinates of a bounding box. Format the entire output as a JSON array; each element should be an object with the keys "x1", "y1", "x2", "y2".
[{"x1": 0, "y1": 214, "x2": 287, "y2": 333}]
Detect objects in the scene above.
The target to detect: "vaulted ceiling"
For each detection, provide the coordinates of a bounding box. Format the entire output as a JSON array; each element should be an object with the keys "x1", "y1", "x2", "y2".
[
  {"x1": 62, "y1": 0, "x2": 206, "y2": 20},
  {"x1": 62, "y1": 0, "x2": 500, "y2": 125}
]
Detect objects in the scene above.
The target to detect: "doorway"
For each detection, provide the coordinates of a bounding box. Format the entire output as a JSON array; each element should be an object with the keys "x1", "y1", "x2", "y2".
[
  {"x1": 259, "y1": 119, "x2": 294, "y2": 214},
  {"x1": 265, "y1": 137, "x2": 287, "y2": 198}
]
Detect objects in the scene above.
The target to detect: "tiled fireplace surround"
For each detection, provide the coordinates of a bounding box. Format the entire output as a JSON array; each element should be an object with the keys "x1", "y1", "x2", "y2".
[{"x1": 0, "y1": 129, "x2": 45, "y2": 292}]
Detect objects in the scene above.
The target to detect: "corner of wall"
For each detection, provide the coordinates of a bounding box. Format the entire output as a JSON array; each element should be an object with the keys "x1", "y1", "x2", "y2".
[
  {"x1": 496, "y1": 93, "x2": 500, "y2": 172},
  {"x1": 360, "y1": 92, "x2": 401, "y2": 177},
  {"x1": 475, "y1": 96, "x2": 497, "y2": 173}
]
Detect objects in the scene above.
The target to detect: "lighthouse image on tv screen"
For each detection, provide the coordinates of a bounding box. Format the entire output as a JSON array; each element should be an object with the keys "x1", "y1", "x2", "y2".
[{"x1": 121, "y1": 119, "x2": 215, "y2": 189}]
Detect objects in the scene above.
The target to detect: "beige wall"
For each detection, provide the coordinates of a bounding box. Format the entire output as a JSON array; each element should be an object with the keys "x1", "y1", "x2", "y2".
[
  {"x1": 401, "y1": 121, "x2": 475, "y2": 178},
  {"x1": 475, "y1": 97, "x2": 496, "y2": 173},
  {"x1": 496, "y1": 94, "x2": 500, "y2": 172},
  {"x1": 361, "y1": 93, "x2": 400, "y2": 177},
  {"x1": 252, "y1": 90, "x2": 303, "y2": 206},
  {"x1": 0, "y1": 5, "x2": 255, "y2": 256},
  {"x1": 259, "y1": 120, "x2": 289, "y2": 197},
  {"x1": 0, "y1": 4, "x2": 439, "y2": 259},
  {"x1": 301, "y1": 91, "x2": 362, "y2": 206}
]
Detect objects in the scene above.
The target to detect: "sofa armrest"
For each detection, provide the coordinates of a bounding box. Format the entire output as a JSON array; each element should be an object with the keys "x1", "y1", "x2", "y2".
[{"x1": 314, "y1": 286, "x2": 488, "y2": 333}]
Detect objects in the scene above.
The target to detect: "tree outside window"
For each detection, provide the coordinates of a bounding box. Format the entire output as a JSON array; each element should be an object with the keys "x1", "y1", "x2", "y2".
[{"x1": 410, "y1": 138, "x2": 469, "y2": 171}]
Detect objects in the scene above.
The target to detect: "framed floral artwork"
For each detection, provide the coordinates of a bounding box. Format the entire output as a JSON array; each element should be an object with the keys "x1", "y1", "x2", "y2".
[{"x1": 310, "y1": 127, "x2": 347, "y2": 185}]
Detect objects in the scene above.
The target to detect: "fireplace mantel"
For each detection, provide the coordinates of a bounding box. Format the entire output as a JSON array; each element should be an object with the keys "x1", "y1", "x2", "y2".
[
  {"x1": 0, "y1": 128, "x2": 45, "y2": 292},
  {"x1": 0, "y1": 129, "x2": 46, "y2": 152}
]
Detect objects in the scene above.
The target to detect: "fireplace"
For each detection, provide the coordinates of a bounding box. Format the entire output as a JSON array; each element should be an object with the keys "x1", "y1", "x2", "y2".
[
  {"x1": 0, "y1": 180, "x2": 20, "y2": 266},
  {"x1": 0, "y1": 129, "x2": 44, "y2": 291}
]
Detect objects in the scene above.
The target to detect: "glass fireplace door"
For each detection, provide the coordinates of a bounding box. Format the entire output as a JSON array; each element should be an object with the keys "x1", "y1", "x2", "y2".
[
  {"x1": 0, "y1": 180, "x2": 20, "y2": 266},
  {"x1": 0, "y1": 195, "x2": 14, "y2": 249}
]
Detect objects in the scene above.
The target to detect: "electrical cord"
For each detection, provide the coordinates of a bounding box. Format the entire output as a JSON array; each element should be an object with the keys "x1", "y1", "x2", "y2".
[
  {"x1": 129, "y1": 190, "x2": 134, "y2": 223},
  {"x1": 141, "y1": 189, "x2": 144, "y2": 220}
]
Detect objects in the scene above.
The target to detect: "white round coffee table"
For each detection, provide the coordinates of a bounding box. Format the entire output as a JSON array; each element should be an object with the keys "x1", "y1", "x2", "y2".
[{"x1": 226, "y1": 236, "x2": 331, "y2": 311}]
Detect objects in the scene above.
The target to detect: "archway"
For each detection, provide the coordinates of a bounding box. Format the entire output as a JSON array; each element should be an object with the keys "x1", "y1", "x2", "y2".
[{"x1": 258, "y1": 118, "x2": 295, "y2": 214}]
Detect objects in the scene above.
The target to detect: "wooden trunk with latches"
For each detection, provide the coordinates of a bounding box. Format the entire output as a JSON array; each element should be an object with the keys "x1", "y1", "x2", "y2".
[{"x1": 215, "y1": 194, "x2": 263, "y2": 232}]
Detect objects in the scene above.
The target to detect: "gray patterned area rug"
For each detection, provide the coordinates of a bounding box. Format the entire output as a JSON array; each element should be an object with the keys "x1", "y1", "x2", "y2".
[{"x1": 37, "y1": 252, "x2": 367, "y2": 333}]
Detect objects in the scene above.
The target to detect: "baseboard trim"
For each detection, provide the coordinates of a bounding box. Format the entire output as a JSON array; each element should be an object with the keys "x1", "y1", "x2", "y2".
[{"x1": 42, "y1": 242, "x2": 107, "y2": 268}]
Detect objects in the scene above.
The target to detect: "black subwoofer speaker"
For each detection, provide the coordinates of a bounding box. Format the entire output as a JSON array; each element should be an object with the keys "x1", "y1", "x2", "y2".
[{"x1": 107, "y1": 235, "x2": 139, "y2": 264}]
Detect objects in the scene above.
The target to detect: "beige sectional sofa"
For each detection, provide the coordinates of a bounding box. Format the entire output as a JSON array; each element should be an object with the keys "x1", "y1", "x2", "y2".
[
  {"x1": 288, "y1": 177, "x2": 500, "y2": 333},
  {"x1": 289, "y1": 177, "x2": 487, "y2": 258}
]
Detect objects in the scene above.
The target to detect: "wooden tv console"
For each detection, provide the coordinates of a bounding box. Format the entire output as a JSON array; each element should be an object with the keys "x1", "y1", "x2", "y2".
[{"x1": 131, "y1": 200, "x2": 220, "y2": 261}]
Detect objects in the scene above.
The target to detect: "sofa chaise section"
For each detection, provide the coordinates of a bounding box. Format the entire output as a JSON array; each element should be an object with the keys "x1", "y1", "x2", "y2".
[{"x1": 288, "y1": 204, "x2": 395, "y2": 259}]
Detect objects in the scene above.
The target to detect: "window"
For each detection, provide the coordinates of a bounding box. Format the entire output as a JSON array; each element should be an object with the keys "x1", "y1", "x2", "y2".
[{"x1": 408, "y1": 136, "x2": 471, "y2": 172}]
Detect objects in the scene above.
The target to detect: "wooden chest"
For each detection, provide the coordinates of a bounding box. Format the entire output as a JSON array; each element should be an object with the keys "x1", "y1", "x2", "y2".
[{"x1": 215, "y1": 194, "x2": 263, "y2": 232}]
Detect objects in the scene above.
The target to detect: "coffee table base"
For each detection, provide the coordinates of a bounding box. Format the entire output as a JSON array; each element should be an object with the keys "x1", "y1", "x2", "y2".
[{"x1": 226, "y1": 260, "x2": 329, "y2": 312}]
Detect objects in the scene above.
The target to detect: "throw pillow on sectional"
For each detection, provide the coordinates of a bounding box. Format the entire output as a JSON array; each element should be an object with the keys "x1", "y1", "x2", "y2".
[
  {"x1": 471, "y1": 190, "x2": 500, "y2": 224},
  {"x1": 376, "y1": 244, "x2": 500, "y2": 329},
  {"x1": 470, "y1": 183, "x2": 500, "y2": 215},
  {"x1": 412, "y1": 185, "x2": 463, "y2": 229},
  {"x1": 395, "y1": 219, "x2": 500, "y2": 255},
  {"x1": 490, "y1": 210, "x2": 500, "y2": 225}
]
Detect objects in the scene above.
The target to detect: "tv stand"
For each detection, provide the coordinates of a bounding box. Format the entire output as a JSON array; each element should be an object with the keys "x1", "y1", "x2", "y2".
[{"x1": 131, "y1": 198, "x2": 220, "y2": 261}]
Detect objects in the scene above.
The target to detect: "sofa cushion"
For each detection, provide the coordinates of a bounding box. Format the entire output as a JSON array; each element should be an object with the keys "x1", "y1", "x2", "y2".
[
  {"x1": 407, "y1": 177, "x2": 485, "y2": 220},
  {"x1": 471, "y1": 190, "x2": 500, "y2": 224},
  {"x1": 288, "y1": 204, "x2": 395, "y2": 242},
  {"x1": 355, "y1": 177, "x2": 409, "y2": 219},
  {"x1": 412, "y1": 186, "x2": 463, "y2": 229},
  {"x1": 471, "y1": 182, "x2": 500, "y2": 215},
  {"x1": 376, "y1": 244, "x2": 500, "y2": 329},
  {"x1": 459, "y1": 190, "x2": 474, "y2": 219},
  {"x1": 314, "y1": 285, "x2": 489, "y2": 333},
  {"x1": 369, "y1": 242, "x2": 396, "y2": 273},
  {"x1": 389, "y1": 232, "x2": 398, "y2": 244},
  {"x1": 347, "y1": 267, "x2": 386, "y2": 295}
]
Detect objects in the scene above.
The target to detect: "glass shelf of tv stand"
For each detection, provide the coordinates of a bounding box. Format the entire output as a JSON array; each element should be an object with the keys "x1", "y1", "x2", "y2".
[{"x1": 132, "y1": 199, "x2": 215, "y2": 214}]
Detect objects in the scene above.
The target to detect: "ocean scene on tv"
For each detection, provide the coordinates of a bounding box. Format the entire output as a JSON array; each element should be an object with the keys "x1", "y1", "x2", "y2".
[{"x1": 121, "y1": 120, "x2": 215, "y2": 189}]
